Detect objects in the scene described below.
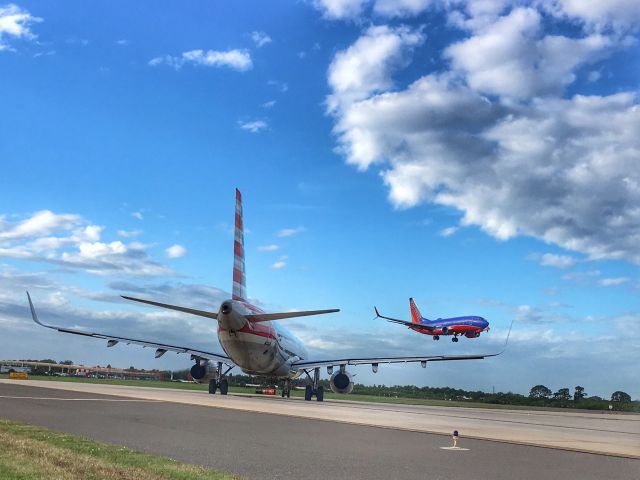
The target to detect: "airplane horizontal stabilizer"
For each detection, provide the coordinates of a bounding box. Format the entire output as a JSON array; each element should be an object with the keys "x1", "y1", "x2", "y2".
[
  {"x1": 121, "y1": 296, "x2": 218, "y2": 319},
  {"x1": 246, "y1": 309, "x2": 339, "y2": 322},
  {"x1": 374, "y1": 307, "x2": 434, "y2": 330}
]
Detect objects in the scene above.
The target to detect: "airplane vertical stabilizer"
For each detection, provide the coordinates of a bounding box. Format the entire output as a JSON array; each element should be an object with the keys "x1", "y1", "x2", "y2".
[
  {"x1": 233, "y1": 189, "x2": 247, "y2": 301},
  {"x1": 409, "y1": 298, "x2": 422, "y2": 323}
]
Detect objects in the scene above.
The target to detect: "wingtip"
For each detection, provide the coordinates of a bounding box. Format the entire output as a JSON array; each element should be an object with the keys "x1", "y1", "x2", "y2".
[
  {"x1": 26, "y1": 291, "x2": 41, "y2": 326},
  {"x1": 374, "y1": 306, "x2": 380, "y2": 318}
]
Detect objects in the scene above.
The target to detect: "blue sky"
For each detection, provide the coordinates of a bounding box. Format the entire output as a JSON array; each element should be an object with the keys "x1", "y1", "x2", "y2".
[{"x1": 1, "y1": 1, "x2": 638, "y2": 399}]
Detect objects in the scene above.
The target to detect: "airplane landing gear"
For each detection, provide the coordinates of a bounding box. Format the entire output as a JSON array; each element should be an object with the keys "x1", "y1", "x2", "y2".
[
  {"x1": 433, "y1": 335, "x2": 440, "y2": 341},
  {"x1": 303, "y1": 368, "x2": 324, "y2": 402},
  {"x1": 207, "y1": 361, "x2": 232, "y2": 395},
  {"x1": 208, "y1": 379, "x2": 217, "y2": 394},
  {"x1": 452, "y1": 336, "x2": 459, "y2": 343}
]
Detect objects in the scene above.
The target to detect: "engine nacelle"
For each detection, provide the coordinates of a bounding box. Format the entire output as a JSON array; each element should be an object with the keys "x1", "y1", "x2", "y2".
[
  {"x1": 465, "y1": 331, "x2": 480, "y2": 338},
  {"x1": 329, "y1": 370, "x2": 353, "y2": 394},
  {"x1": 441, "y1": 326, "x2": 449, "y2": 334},
  {"x1": 190, "y1": 361, "x2": 217, "y2": 383}
]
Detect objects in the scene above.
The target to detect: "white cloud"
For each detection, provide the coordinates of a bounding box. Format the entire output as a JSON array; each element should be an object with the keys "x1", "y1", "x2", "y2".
[
  {"x1": 0, "y1": 210, "x2": 82, "y2": 240},
  {"x1": 445, "y1": 7, "x2": 615, "y2": 98},
  {"x1": 262, "y1": 100, "x2": 276, "y2": 108},
  {"x1": 115, "y1": 39, "x2": 129, "y2": 46},
  {"x1": 165, "y1": 244, "x2": 186, "y2": 259},
  {"x1": 327, "y1": 25, "x2": 424, "y2": 114},
  {"x1": 374, "y1": 0, "x2": 431, "y2": 18},
  {"x1": 327, "y1": 9, "x2": 640, "y2": 265},
  {"x1": 131, "y1": 211, "x2": 144, "y2": 221},
  {"x1": 149, "y1": 49, "x2": 252, "y2": 71},
  {"x1": 258, "y1": 244, "x2": 279, "y2": 252},
  {"x1": 277, "y1": 227, "x2": 305, "y2": 238},
  {"x1": 544, "y1": 0, "x2": 640, "y2": 31},
  {"x1": 0, "y1": 4, "x2": 41, "y2": 52},
  {"x1": 250, "y1": 31, "x2": 272, "y2": 47},
  {"x1": 272, "y1": 255, "x2": 288, "y2": 269},
  {"x1": 238, "y1": 120, "x2": 268, "y2": 133},
  {"x1": 439, "y1": 226, "x2": 459, "y2": 237},
  {"x1": 538, "y1": 253, "x2": 578, "y2": 269},
  {"x1": 0, "y1": 211, "x2": 171, "y2": 277},
  {"x1": 117, "y1": 229, "x2": 142, "y2": 238},
  {"x1": 599, "y1": 277, "x2": 630, "y2": 287},
  {"x1": 313, "y1": 0, "x2": 369, "y2": 19}
]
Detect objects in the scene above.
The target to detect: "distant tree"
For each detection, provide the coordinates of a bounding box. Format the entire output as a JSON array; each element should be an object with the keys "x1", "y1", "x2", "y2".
[
  {"x1": 129, "y1": 366, "x2": 135, "y2": 371},
  {"x1": 553, "y1": 388, "x2": 571, "y2": 406},
  {"x1": 106, "y1": 364, "x2": 112, "y2": 369},
  {"x1": 574, "y1": 386, "x2": 586, "y2": 402},
  {"x1": 59, "y1": 360, "x2": 74, "y2": 365},
  {"x1": 529, "y1": 385, "x2": 552, "y2": 399},
  {"x1": 611, "y1": 391, "x2": 631, "y2": 403}
]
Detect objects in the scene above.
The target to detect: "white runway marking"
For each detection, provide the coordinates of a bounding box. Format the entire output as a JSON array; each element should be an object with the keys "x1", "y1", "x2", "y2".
[
  {"x1": 440, "y1": 446, "x2": 470, "y2": 451},
  {"x1": 0, "y1": 395, "x2": 159, "y2": 402}
]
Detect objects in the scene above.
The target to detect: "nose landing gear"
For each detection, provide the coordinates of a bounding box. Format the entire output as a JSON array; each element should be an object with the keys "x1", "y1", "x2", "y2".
[
  {"x1": 452, "y1": 336, "x2": 459, "y2": 342},
  {"x1": 206, "y1": 361, "x2": 232, "y2": 395},
  {"x1": 432, "y1": 335, "x2": 440, "y2": 341}
]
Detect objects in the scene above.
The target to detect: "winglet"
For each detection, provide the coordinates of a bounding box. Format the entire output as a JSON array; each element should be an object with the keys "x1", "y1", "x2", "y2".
[
  {"x1": 26, "y1": 291, "x2": 45, "y2": 327},
  {"x1": 374, "y1": 306, "x2": 381, "y2": 318}
]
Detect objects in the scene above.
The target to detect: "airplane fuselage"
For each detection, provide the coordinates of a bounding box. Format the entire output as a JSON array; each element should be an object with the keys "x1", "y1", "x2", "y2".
[
  {"x1": 413, "y1": 315, "x2": 489, "y2": 337},
  {"x1": 216, "y1": 299, "x2": 308, "y2": 378}
]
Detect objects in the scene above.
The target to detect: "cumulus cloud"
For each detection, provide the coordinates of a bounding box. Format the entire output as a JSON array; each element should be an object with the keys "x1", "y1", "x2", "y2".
[
  {"x1": 326, "y1": 4, "x2": 640, "y2": 265},
  {"x1": 439, "y1": 226, "x2": 459, "y2": 237},
  {"x1": 0, "y1": 3, "x2": 41, "y2": 51},
  {"x1": 149, "y1": 49, "x2": 252, "y2": 71},
  {"x1": 238, "y1": 120, "x2": 268, "y2": 133},
  {"x1": 250, "y1": 31, "x2": 272, "y2": 47},
  {"x1": 543, "y1": 0, "x2": 640, "y2": 32},
  {"x1": 327, "y1": 25, "x2": 424, "y2": 113},
  {"x1": 313, "y1": 0, "x2": 369, "y2": 19},
  {"x1": 374, "y1": 0, "x2": 432, "y2": 18},
  {"x1": 0, "y1": 210, "x2": 171, "y2": 277},
  {"x1": 445, "y1": 7, "x2": 615, "y2": 98},
  {"x1": 277, "y1": 227, "x2": 305, "y2": 237},
  {"x1": 165, "y1": 244, "x2": 186, "y2": 259}
]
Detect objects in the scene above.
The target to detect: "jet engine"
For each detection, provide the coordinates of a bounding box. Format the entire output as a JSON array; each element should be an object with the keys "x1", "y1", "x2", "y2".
[
  {"x1": 329, "y1": 369, "x2": 353, "y2": 394},
  {"x1": 465, "y1": 331, "x2": 480, "y2": 338},
  {"x1": 190, "y1": 361, "x2": 217, "y2": 383},
  {"x1": 441, "y1": 326, "x2": 449, "y2": 334}
]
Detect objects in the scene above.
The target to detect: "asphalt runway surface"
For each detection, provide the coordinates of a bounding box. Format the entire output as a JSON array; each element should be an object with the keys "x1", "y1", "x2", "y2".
[{"x1": 0, "y1": 383, "x2": 638, "y2": 480}]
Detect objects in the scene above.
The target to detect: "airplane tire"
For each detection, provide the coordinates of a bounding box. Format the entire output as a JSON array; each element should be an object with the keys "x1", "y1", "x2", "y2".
[
  {"x1": 208, "y1": 379, "x2": 218, "y2": 395},
  {"x1": 316, "y1": 386, "x2": 324, "y2": 402},
  {"x1": 433, "y1": 335, "x2": 439, "y2": 341},
  {"x1": 304, "y1": 385, "x2": 312, "y2": 401},
  {"x1": 219, "y1": 378, "x2": 229, "y2": 395}
]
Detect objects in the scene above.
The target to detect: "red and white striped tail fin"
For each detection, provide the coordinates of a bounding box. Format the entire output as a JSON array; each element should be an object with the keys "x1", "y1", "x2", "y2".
[
  {"x1": 409, "y1": 298, "x2": 422, "y2": 324},
  {"x1": 232, "y1": 189, "x2": 247, "y2": 301}
]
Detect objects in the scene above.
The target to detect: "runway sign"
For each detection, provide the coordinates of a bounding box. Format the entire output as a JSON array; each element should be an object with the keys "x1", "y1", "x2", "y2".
[{"x1": 8, "y1": 372, "x2": 29, "y2": 380}]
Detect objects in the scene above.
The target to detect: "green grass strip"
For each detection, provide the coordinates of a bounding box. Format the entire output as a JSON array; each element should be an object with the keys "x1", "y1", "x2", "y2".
[{"x1": 0, "y1": 419, "x2": 241, "y2": 480}]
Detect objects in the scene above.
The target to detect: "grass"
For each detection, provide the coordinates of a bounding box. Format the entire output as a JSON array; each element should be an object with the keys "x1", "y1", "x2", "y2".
[
  {"x1": 15, "y1": 375, "x2": 547, "y2": 410},
  {"x1": 0, "y1": 418, "x2": 241, "y2": 480}
]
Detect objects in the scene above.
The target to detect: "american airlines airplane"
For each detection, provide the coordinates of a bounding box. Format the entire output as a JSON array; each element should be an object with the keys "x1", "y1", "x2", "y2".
[
  {"x1": 27, "y1": 189, "x2": 507, "y2": 402},
  {"x1": 375, "y1": 298, "x2": 490, "y2": 342}
]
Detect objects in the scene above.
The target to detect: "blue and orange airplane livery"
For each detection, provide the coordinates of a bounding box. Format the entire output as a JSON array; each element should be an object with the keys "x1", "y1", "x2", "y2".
[{"x1": 375, "y1": 298, "x2": 490, "y2": 342}]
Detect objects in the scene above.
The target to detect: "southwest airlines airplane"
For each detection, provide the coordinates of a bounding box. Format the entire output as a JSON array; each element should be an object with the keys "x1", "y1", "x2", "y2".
[
  {"x1": 27, "y1": 189, "x2": 507, "y2": 402},
  {"x1": 375, "y1": 298, "x2": 490, "y2": 342}
]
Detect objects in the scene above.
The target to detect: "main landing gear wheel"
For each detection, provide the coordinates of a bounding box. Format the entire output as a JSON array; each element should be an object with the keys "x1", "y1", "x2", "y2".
[
  {"x1": 219, "y1": 378, "x2": 229, "y2": 395},
  {"x1": 208, "y1": 379, "x2": 217, "y2": 394},
  {"x1": 304, "y1": 385, "x2": 313, "y2": 401},
  {"x1": 316, "y1": 386, "x2": 324, "y2": 402},
  {"x1": 452, "y1": 337, "x2": 459, "y2": 343},
  {"x1": 433, "y1": 335, "x2": 440, "y2": 341}
]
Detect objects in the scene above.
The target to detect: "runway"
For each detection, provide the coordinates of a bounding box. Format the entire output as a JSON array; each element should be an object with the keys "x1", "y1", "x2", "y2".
[{"x1": 0, "y1": 381, "x2": 638, "y2": 480}]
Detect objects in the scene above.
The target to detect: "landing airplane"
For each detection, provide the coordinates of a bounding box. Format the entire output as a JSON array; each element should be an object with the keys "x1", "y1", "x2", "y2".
[
  {"x1": 27, "y1": 189, "x2": 508, "y2": 402},
  {"x1": 375, "y1": 298, "x2": 490, "y2": 342}
]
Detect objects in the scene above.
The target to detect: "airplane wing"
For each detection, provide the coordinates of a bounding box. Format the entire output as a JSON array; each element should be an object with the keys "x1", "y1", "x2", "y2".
[
  {"x1": 27, "y1": 292, "x2": 233, "y2": 366},
  {"x1": 121, "y1": 295, "x2": 218, "y2": 319},
  {"x1": 374, "y1": 307, "x2": 435, "y2": 331},
  {"x1": 246, "y1": 309, "x2": 339, "y2": 322},
  {"x1": 292, "y1": 319, "x2": 513, "y2": 370}
]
